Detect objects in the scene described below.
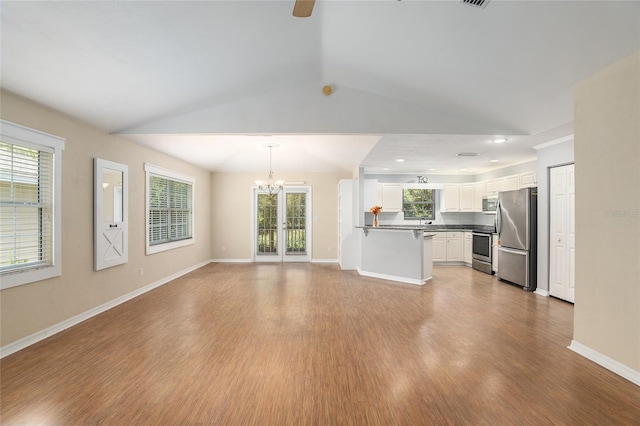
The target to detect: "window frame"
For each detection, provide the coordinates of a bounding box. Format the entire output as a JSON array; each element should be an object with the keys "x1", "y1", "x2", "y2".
[
  {"x1": 0, "y1": 120, "x2": 65, "y2": 289},
  {"x1": 144, "y1": 163, "x2": 195, "y2": 255},
  {"x1": 402, "y1": 188, "x2": 436, "y2": 221}
]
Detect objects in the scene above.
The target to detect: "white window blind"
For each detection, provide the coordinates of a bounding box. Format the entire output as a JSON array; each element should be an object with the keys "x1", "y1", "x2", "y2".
[
  {"x1": 148, "y1": 171, "x2": 193, "y2": 247},
  {"x1": 0, "y1": 142, "x2": 54, "y2": 274}
]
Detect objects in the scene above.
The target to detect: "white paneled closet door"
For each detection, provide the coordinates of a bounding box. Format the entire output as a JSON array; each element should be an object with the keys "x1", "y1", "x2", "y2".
[{"x1": 549, "y1": 164, "x2": 575, "y2": 302}]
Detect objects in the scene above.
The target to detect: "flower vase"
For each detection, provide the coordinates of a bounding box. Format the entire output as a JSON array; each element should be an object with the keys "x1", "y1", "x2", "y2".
[{"x1": 373, "y1": 215, "x2": 379, "y2": 227}]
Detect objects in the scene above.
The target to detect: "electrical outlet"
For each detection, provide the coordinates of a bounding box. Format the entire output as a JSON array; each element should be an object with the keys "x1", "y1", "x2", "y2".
[
  {"x1": 139, "y1": 268, "x2": 144, "y2": 277},
  {"x1": 221, "y1": 246, "x2": 226, "y2": 252}
]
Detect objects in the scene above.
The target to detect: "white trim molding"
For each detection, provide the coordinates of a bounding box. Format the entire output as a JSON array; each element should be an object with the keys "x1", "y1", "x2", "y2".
[
  {"x1": 311, "y1": 259, "x2": 339, "y2": 264},
  {"x1": 533, "y1": 134, "x2": 574, "y2": 150},
  {"x1": 0, "y1": 120, "x2": 65, "y2": 289},
  {"x1": 534, "y1": 289, "x2": 550, "y2": 297},
  {"x1": 211, "y1": 258, "x2": 252, "y2": 263},
  {"x1": 357, "y1": 267, "x2": 429, "y2": 286},
  {"x1": 569, "y1": 340, "x2": 640, "y2": 386},
  {"x1": 0, "y1": 260, "x2": 212, "y2": 359}
]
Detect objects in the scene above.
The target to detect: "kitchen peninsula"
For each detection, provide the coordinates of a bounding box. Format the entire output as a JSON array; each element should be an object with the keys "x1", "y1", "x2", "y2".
[{"x1": 357, "y1": 226, "x2": 436, "y2": 285}]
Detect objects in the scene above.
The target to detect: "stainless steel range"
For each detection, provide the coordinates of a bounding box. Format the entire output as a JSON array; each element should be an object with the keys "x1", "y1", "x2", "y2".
[{"x1": 472, "y1": 232, "x2": 493, "y2": 274}]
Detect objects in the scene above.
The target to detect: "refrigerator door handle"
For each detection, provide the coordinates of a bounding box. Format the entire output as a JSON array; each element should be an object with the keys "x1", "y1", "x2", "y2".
[
  {"x1": 498, "y1": 246, "x2": 527, "y2": 255},
  {"x1": 495, "y1": 199, "x2": 502, "y2": 234}
]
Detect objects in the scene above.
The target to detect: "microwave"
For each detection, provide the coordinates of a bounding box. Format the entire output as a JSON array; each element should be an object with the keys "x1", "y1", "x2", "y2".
[{"x1": 482, "y1": 194, "x2": 498, "y2": 214}]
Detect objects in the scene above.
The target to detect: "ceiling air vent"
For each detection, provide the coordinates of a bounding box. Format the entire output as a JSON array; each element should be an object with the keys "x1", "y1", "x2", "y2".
[
  {"x1": 460, "y1": 0, "x2": 490, "y2": 9},
  {"x1": 456, "y1": 152, "x2": 479, "y2": 157}
]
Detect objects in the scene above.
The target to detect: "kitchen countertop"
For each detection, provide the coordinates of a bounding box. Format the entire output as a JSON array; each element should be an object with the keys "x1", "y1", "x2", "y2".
[{"x1": 362, "y1": 224, "x2": 496, "y2": 234}]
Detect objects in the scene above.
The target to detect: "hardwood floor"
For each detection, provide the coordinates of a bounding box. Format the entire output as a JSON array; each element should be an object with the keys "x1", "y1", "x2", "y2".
[{"x1": 2, "y1": 263, "x2": 639, "y2": 425}]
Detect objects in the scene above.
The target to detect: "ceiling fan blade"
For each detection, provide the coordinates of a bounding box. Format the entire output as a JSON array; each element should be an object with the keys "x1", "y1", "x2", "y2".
[{"x1": 293, "y1": 0, "x2": 315, "y2": 18}]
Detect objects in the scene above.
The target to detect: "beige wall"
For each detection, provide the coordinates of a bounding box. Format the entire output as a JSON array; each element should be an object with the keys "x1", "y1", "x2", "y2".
[
  {"x1": 0, "y1": 91, "x2": 212, "y2": 346},
  {"x1": 211, "y1": 172, "x2": 350, "y2": 260},
  {"x1": 574, "y1": 52, "x2": 640, "y2": 371}
]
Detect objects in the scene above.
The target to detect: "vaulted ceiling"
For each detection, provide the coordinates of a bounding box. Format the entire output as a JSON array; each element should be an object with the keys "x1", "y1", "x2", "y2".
[{"x1": 2, "y1": 1, "x2": 639, "y2": 174}]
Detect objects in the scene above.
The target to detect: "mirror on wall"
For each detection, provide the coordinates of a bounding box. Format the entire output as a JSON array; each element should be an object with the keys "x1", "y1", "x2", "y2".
[{"x1": 94, "y1": 158, "x2": 129, "y2": 271}]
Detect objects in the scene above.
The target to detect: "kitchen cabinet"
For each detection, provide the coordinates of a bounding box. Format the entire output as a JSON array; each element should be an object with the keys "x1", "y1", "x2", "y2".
[
  {"x1": 380, "y1": 184, "x2": 403, "y2": 212},
  {"x1": 363, "y1": 179, "x2": 380, "y2": 211},
  {"x1": 519, "y1": 171, "x2": 537, "y2": 188},
  {"x1": 443, "y1": 184, "x2": 460, "y2": 212},
  {"x1": 464, "y1": 232, "x2": 472, "y2": 265},
  {"x1": 492, "y1": 234, "x2": 499, "y2": 273},
  {"x1": 444, "y1": 183, "x2": 475, "y2": 212},
  {"x1": 502, "y1": 175, "x2": 520, "y2": 192},
  {"x1": 433, "y1": 232, "x2": 463, "y2": 263},
  {"x1": 485, "y1": 179, "x2": 497, "y2": 194},
  {"x1": 459, "y1": 184, "x2": 474, "y2": 211},
  {"x1": 473, "y1": 182, "x2": 484, "y2": 212},
  {"x1": 446, "y1": 232, "x2": 463, "y2": 262},
  {"x1": 432, "y1": 232, "x2": 447, "y2": 262}
]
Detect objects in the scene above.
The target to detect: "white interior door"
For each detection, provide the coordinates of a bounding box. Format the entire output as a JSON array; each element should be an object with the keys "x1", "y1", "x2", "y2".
[
  {"x1": 94, "y1": 158, "x2": 128, "y2": 271},
  {"x1": 254, "y1": 187, "x2": 311, "y2": 262},
  {"x1": 549, "y1": 164, "x2": 575, "y2": 302}
]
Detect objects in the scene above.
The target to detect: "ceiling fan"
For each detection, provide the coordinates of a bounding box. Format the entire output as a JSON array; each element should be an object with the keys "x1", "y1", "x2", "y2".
[{"x1": 293, "y1": 0, "x2": 315, "y2": 17}]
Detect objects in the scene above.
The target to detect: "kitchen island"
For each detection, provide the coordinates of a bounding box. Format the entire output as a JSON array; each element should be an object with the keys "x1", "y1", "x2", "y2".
[{"x1": 357, "y1": 226, "x2": 436, "y2": 285}]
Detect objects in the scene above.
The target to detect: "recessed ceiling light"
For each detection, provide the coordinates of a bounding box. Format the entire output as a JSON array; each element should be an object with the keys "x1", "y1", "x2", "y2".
[
  {"x1": 429, "y1": 168, "x2": 436, "y2": 171},
  {"x1": 382, "y1": 167, "x2": 390, "y2": 171},
  {"x1": 456, "y1": 152, "x2": 479, "y2": 157},
  {"x1": 396, "y1": 158, "x2": 405, "y2": 162},
  {"x1": 492, "y1": 138, "x2": 508, "y2": 144},
  {"x1": 490, "y1": 159, "x2": 500, "y2": 163},
  {"x1": 460, "y1": 168, "x2": 468, "y2": 171}
]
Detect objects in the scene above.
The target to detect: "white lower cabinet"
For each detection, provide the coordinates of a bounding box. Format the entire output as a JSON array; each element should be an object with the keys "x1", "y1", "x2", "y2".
[
  {"x1": 433, "y1": 232, "x2": 463, "y2": 263},
  {"x1": 446, "y1": 232, "x2": 463, "y2": 262},
  {"x1": 432, "y1": 232, "x2": 447, "y2": 262},
  {"x1": 464, "y1": 232, "x2": 472, "y2": 265}
]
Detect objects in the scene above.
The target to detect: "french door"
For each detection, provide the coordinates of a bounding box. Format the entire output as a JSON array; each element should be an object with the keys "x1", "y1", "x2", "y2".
[{"x1": 253, "y1": 187, "x2": 311, "y2": 262}]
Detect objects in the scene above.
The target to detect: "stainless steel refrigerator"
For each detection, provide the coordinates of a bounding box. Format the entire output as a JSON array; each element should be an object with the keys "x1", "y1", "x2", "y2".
[{"x1": 496, "y1": 188, "x2": 537, "y2": 291}]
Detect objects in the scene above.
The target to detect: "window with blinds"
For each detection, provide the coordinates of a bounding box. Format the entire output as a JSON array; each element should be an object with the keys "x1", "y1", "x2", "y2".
[
  {"x1": 0, "y1": 142, "x2": 54, "y2": 273},
  {"x1": 145, "y1": 164, "x2": 195, "y2": 254},
  {"x1": 0, "y1": 120, "x2": 64, "y2": 289}
]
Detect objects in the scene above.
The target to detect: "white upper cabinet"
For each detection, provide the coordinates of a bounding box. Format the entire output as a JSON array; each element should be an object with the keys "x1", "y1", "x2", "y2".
[
  {"x1": 443, "y1": 184, "x2": 461, "y2": 211},
  {"x1": 502, "y1": 175, "x2": 520, "y2": 192},
  {"x1": 364, "y1": 179, "x2": 380, "y2": 211},
  {"x1": 485, "y1": 179, "x2": 498, "y2": 194},
  {"x1": 444, "y1": 183, "x2": 476, "y2": 212},
  {"x1": 473, "y1": 182, "x2": 484, "y2": 212},
  {"x1": 519, "y1": 171, "x2": 537, "y2": 188},
  {"x1": 459, "y1": 184, "x2": 474, "y2": 212},
  {"x1": 486, "y1": 174, "x2": 522, "y2": 194},
  {"x1": 380, "y1": 184, "x2": 403, "y2": 212}
]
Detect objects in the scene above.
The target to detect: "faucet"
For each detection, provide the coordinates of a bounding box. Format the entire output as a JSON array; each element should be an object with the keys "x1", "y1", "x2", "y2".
[{"x1": 418, "y1": 217, "x2": 432, "y2": 226}]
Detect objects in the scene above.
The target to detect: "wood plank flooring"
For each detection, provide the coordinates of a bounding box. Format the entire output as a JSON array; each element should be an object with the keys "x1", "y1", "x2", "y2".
[{"x1": 2, "y1": 263, "x2": 639, "y2": 425}]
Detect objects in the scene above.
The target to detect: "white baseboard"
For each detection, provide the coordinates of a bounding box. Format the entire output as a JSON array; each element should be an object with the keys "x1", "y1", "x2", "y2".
[
  {"x1": 0, "y1": 259, "x2": 212, "y2": 359},
  {"x1": 210, "y1": 258, "x2": 252, "y2": 263},
  {"x1": 311, "y1": 259, "x2": 339, "y2": 264},
  {"x1": 569, "y1": 340, "x2": 640, "y2": 386},
  {"x1": 357, "y1": 268, "x2": 426, "y2": 286},
  {"x1": 534, "y1": 288, "x2": 549, "y2": 296}
]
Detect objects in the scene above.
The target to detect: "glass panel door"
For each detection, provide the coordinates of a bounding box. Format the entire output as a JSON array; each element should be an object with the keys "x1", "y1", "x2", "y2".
[
  {"x1": 256, "y1": 192, "x2": 280, "y2": 260},
  {"x1": 285, "y1": 192, "x2": 306, "y2": 256},
  {"x1": 254, "y1": 187, "x2": 311, "y2": 262}
]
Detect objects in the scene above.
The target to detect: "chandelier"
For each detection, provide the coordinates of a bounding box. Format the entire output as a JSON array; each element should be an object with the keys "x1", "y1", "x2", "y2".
[{"x1": 255, "y1": 144, "x2": 284, "y2": 196}]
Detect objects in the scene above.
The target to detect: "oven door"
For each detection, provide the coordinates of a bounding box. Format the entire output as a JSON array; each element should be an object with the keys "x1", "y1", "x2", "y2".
[{"x1": 472, "y1": 233, "x2": 492, "y2": 263}]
